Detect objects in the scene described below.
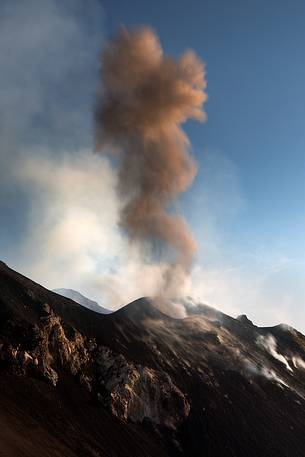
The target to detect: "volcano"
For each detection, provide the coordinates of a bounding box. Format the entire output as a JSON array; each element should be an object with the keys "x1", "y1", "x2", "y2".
[{"x1": 1, "y1": 260, "x2": 305, "y2": 456}]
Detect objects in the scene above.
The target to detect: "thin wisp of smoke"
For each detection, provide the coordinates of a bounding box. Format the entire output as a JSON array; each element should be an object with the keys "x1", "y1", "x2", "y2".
[
  {"x1": 256, "y1": 334, "x2": 293, "y2": 372},
  {"x1": 95, "y1": 27, "x2": 208, "y2": 297}
]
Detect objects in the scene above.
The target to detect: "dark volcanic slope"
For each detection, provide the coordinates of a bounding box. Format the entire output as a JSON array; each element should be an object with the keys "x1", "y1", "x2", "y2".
[{"x1": 1, "y1": 261, "x2": 305, "y2": 457}]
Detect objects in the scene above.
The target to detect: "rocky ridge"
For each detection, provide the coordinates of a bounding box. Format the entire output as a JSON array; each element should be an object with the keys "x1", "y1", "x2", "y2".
[{"x1": 2, "y1": 261, "x2": 305, "y2": 456}]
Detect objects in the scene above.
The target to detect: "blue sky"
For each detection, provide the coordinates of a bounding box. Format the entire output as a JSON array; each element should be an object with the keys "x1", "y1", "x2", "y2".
[{"x1": 1, "y1": 0, "x2": 305, "y2": 329}]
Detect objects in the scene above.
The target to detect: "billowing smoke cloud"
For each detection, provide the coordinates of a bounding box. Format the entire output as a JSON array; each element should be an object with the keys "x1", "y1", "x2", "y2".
[
  {"x1": 95, "y1": 27, "x2": 208, "y2": 297},
  {"x1": 3, "y1": 7, "x2": 304, "y2": 327}
]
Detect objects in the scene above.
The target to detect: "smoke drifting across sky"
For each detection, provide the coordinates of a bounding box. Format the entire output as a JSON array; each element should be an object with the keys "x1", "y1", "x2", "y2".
[
  {"x1": 95, "y1": 27, "x2": 208, "y2": 297},
  {"x1": 1, "y1": 2, "x2": 305, "y2": 330}
]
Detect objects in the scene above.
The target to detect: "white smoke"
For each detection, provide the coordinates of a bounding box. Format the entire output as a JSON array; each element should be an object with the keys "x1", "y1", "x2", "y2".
[
  {"x1": 242, "y1": 358, "x2": 288, "y2": 387},
  {"x1": 2, "y1": 2, "x2": 305, "y2": 329},
  {"x1": 14, "y1": 149, "x2": 192, "y2": 312},
  {"x1": 10, "y1": 147, "x2": 305, "y2": 323},
  {"x1": 292, "y1": 356, "x2": 305, "y2": 370},
  {"x1": 256, "y1": 334, "x2": 293, "y2": 372}
]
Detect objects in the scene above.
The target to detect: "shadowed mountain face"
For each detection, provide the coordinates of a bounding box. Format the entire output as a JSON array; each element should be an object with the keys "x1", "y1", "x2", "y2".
[{"x1": 1, "y1": 261, "x2": 305, "y2": 456}]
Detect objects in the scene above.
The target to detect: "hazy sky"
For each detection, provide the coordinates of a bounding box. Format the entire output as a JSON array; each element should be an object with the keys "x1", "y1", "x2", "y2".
[{"x1": 1, "y1": 0, "x2": 305, "y2": 330}]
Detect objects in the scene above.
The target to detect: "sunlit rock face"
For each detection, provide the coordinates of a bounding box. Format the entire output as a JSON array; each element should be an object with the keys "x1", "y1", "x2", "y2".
[
  {"x1": 0, "y1": 270, "x2": 189, "y2": 432},
  {"x1": 95, "y1": 346, "x2": 190, "y2": 428},
  {"x1": 2, "y1": 260, "x2": 305, "y2": 456},
  {"x1": 0, "y1": 302, "x2": 90, "y2": 387}
]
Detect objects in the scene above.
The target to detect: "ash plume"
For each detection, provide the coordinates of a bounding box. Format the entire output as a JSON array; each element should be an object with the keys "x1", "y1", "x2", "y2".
[{"x1": 95, "y1": 27, "x2": 208, "y2": 296}]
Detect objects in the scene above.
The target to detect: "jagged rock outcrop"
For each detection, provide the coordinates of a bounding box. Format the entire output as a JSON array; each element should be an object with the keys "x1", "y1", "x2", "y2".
[
  {"x1": 237, "y1": 314, "x2": 254, "y2": 327},
  {"x1": 95, "y1": 346, "x2": 190, "y2": 428},
  {"x1": 0, "y1": 291, "x2": 188, "y2": 431},
  {"x1": 0, "y1": 302, "x2": 91, "y2": 387},
  {"x1": 2, "y1": 261, "x2": 305, "y2": 457}
]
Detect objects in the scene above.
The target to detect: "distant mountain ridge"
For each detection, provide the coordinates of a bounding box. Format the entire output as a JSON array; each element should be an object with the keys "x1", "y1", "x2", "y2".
[
  {"x1": 53, "y1": 288, "x2": 111, "y2": 314},
  {"x1": 1, "y1": 260, "x2": 305, "y2": 456}
]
